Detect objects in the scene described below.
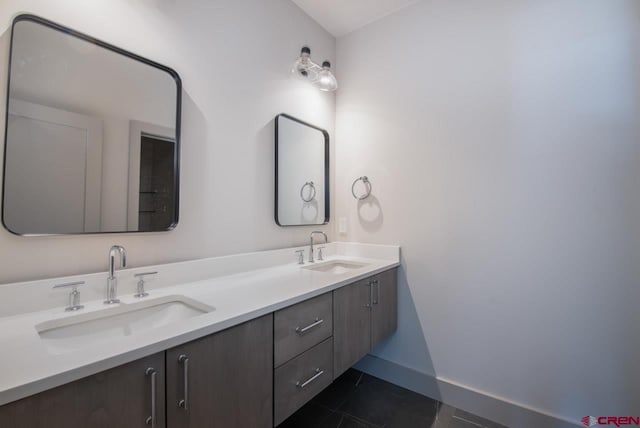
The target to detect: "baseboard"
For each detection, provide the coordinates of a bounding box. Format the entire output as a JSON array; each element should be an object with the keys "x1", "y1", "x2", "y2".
[{"x1": 354, "y1": 355, "x2": 582, "y2": 428}]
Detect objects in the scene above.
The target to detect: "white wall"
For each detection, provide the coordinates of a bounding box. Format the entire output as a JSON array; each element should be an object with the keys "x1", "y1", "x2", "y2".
[
  {"x1": 335, "y1": 0, "x2": 640, "y2": 425},
  {"x1": 0, "y1": 0, "x2": 335, "y2": 283}
]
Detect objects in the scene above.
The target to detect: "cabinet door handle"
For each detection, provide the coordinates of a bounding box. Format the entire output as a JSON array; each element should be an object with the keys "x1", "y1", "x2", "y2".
[
  {"x1": 178, "y1": 354, "x2": 189, "y2": 410},
  {"x1": 373, "y1": 279, "x2": 380, "y2": 305},
  {"x1": 295, "y1": 318, "x2": 323, "y2": 335},
  {"x1": 296, "y1": 368, "x2": 324, "y2": 389},
  {"x1": 365, "y1": 281, "x2": 374, "y2": 309},
  {"x1": 145, "y1": 367, "x2": 157, "y2": 427}
]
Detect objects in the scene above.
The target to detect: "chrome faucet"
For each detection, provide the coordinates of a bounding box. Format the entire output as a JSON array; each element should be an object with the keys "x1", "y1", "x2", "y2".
[
  {"x1": 309, "y1": 231, "x2": 328, "y2": 263},
  {"x1": 105, "y1": 245, "x2": 126, "y2": 304}
]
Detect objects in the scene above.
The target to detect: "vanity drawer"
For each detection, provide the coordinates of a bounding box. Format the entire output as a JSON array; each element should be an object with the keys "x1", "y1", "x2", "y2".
[
  {"x1": 274, "y1": 337, "x2": 333, "y2": 426},
  {"x1": 274, "y1": 292, "x2": 333, "y2": 367}
]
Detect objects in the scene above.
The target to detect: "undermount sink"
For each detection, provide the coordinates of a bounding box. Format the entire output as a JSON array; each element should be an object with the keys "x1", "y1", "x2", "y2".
[
  {"x1": 303, "y1": 260, "x2": 368, "y2": 274},
  {"x1": 36, "y1": 295, "x2": 214, "y2": 354}
]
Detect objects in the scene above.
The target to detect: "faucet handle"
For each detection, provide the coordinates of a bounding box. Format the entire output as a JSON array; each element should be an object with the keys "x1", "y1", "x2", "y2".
[
  {"x1": 53, "y1": 281, "x2": 85, "y2": 289},
  {"x1": 53, "y1": 281, "x2": 85, "y2": 311},
  {"x1": 295, "y1": 250, "x2": 305, "y2": 265},
  {"x1": 134, "y1": 271, "x2": 158, "y2": 278},
  {"x1": 134, "y1": 272, "x2": 157, "y2": 298},
  {"x1": 317, "y1": 246, "x2": 325, "y2": 261}
]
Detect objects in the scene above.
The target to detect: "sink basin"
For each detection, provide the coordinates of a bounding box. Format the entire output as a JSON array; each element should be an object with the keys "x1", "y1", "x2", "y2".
[
  {"x1": 303, "y1": 260, "x2": 368, "y2": 274},
  {"x1": 36, "y1": 295, "x2": 214, "y2": 354}
]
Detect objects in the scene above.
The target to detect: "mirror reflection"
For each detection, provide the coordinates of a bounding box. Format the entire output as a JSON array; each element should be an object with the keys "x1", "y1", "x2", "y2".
[
  {"x1": 2, "y1": 16, "x2": 181, "y2": 235},
  {"x1": 275, "y1": 114, "x2": 329, "y2": 226}
]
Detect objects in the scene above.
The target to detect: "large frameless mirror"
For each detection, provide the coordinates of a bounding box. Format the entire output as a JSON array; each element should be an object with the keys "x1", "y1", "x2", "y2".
[
  {"x1": 2, "y1": 15, "x2": 181, "y2": 235},
  {"x1": 275, "y1": 114, "x2": 329, "y2": 226}
]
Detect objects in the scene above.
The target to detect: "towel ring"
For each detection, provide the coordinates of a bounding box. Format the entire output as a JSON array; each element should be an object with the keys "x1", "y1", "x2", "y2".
[
  {"x1": 300, "y1": 181, "x2": 316, "y2": 202},
  {"x1": 351, "y1": 176, "x2": 372, "y2": 200}
]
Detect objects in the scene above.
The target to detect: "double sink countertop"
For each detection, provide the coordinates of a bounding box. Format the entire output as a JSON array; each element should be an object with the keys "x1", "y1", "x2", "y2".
[{"x1": 0, "y1": 242, "x2": 400, "y2": 406}]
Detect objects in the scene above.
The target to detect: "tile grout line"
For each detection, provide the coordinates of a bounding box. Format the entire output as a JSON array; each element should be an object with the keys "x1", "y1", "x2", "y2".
[
  {"x1": 288, "y1": 370, "x2": 508, "y2": 428},
  {"x1": 333, "y1": 408, "x2": 383, "y2": 428},
  {"x1": 452, "y1": 414, "x2": 485, "y2": 428}
]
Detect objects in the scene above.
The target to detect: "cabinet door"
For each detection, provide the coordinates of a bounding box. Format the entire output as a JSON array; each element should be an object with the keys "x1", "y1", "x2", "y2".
[
  {"x1": 371, "y1": 268, "x2": 398, "y2": 349},
  {"x1": 333, "y1": 279, "x2": 372, "y2": 378},
  {"x1": 0, "y1": 352, "x2": 165, "y2": 428},
  {"x1": 166, "y1": 314, "x2": 273, "y2": 428}
]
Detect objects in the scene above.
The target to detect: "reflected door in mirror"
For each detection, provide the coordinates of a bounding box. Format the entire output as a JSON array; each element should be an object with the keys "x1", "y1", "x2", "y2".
[{"x1": 2, "y1": 15, "x2": 181, "y2": 235}]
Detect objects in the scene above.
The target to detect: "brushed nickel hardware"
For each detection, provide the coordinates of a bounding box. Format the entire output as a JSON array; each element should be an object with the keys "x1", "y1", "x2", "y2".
[
  {"x1": 296, "y1": 368, "x2": 324, "y2": 389},
  {"x1": 373, "y1": 279, "x2": 380, "y2": 305},
  {"x1": 295, "y1": 318, "x2": 324, "y2": 335},
  {"x1": 105, "y1": 245, "x2": 126, "y2": 304},
  {"x1": 134, "y1": 271, "x2": 157, "y2": 298},
  {"x1": 309, "y1": 231, "x2": 328, "y2": 263},
  {"x1": 300, "y1": 181, "x2": 316, "y2": 202},
  {"x1": 145, "y1": 367, "x2": 157, "y2": 427},
  {"x1": 316, "y1": 246, "x2": 325, "y2": 261},
  {"x1": 52, "y1": 281, "x2": 85, "y2": 312},
  {"x1": 178, "y1": 354, "x2": 189, "y2": 410},
  {"x1": 351, "y1": 176, "x2": 372, "y2": 200},
  {"x1": 295, "y1": 250, "x2": 305, "y2": 265},
  {"x1": 364, "y1": 281, "x2": 373, "y2": 309}
]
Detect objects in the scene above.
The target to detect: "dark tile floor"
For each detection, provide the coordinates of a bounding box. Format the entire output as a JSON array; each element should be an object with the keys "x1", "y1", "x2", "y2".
[{"x1": 279, "y1": 369, "x2": 509, "y2": 428}]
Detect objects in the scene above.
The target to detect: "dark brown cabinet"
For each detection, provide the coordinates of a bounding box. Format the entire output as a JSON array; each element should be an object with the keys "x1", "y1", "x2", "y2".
[
  {"x1": 0, "y1": 352, "x2": 166, "y2": 428},
  {"x1": 274, "y1": 293, "x2": 333, "y2": 368},
  {"x1": 274, "y1": 338, "x2": 333, "y2": 426},
  {"x1": 272, "y1": 293, "x2": 335, "y2": 426},
  {"x1": 166, "y1": 314, "x2": 273, "y2": 428},
  {"x1": 371, "y1": 268, "x2": 398, "y2": 349},
  {"x1": 333, "y1": 268, "x2": 398, "y2": 378},
  {"x1": 333, "y1": 277, "x2": 372, "y2": 378},
  {"x1": 0, "y1": 316, "x2": 273, "y2": 428}
]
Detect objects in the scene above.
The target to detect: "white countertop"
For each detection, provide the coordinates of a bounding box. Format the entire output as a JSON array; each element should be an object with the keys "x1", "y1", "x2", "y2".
[{"x1": 0, "y1": 242, "x2": 399, "y2": 406}]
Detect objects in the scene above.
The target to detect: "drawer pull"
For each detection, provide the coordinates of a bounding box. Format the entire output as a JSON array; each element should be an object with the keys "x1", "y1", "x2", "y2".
[
  {"x1": 178, "y1": 354, "x2": 189, "y2": 410},
  {"x1": 296, "y1": 368, "x2": 324, "y2": 389},
  {"x1": 295, "y1": 318, "x2": 323, "y2": 335},
  {"x1": 145, "y1": 367, "x2": 157, "y2": 427}
]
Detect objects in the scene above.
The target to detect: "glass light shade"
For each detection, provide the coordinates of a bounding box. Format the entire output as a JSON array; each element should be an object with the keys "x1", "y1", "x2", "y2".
[
  {"x1": 290, "y1": 48, "x2": 338, "y2": 91},
  {"x1": 313, "y1": 62, "x2": 338, "y2": 92}
]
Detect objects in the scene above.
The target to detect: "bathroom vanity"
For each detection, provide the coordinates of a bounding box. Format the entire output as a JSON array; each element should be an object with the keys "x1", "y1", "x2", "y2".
[
  {"x1": 0, "y1": 15, "x2": 400, "y2": 427},
  {"x1": 0, "y1": 243, "x2": 399, "y2": 427}
]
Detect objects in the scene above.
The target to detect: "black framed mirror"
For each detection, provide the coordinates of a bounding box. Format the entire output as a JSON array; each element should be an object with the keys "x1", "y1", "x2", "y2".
[
  {"x1": 275, "y1": 114, "x2": 329, "y2": 226},
  {"x1": 2, "y1": 14, "x2": 182, "y2": 235}
]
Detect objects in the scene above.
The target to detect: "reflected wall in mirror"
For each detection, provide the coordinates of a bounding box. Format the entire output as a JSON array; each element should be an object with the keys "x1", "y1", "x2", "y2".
[
  {"x1": 275, "y1": 114, "x2": 329, "y2": 226},
  {"x1": 2, "y1": 15, "x2": 181, "y2": 235}
]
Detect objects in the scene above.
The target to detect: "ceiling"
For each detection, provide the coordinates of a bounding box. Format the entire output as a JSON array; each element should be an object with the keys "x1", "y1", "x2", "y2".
[{"x1": 291, "y1": 0, "x2": 420, "y2": 38}]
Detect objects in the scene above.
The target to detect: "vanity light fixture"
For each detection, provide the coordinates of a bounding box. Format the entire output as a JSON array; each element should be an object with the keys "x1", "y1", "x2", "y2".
[
  {"x1": 291, "y1": 47, "x2": 317, "y2": 80},
  {"x1": 316, "y1": 61, "x2": 338, "y2": 92},
  {"x1": 291, "y1": 46, "x2": 338, "y2": 92}
]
